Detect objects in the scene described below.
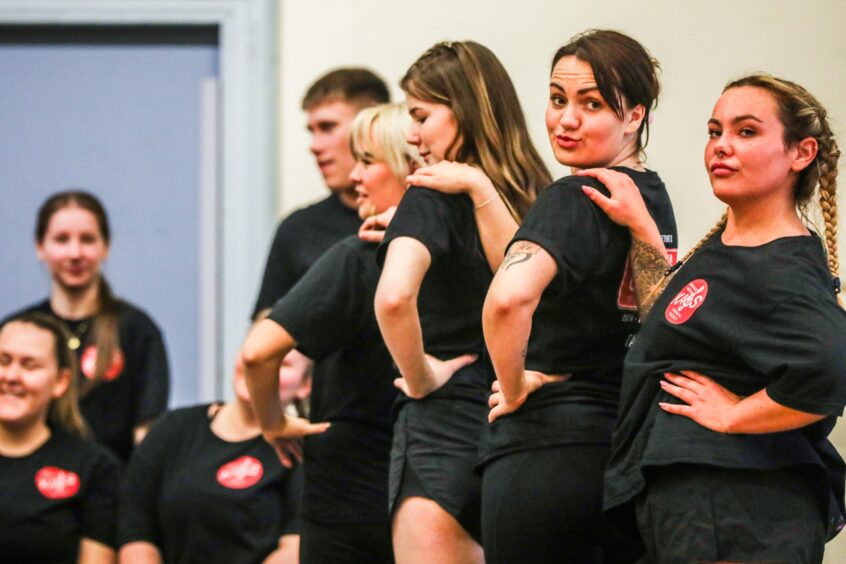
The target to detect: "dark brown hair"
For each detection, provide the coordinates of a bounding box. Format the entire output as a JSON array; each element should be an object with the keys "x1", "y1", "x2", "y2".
[
  {"x1": 36, "y1": 190, "x2": 123, "y2": 387},
  {"x1": 301, "y1": 67, "x2": 390, "y2": 111},
  {"x1": 401, "y1": 41, "x2": 551, "y2": 220},
  {"x1": 552, "y1": 29, "x2": 661, "y2": 156},
  {"x1": 0, "y1": 312, "x2": 88, "y2": 435}
]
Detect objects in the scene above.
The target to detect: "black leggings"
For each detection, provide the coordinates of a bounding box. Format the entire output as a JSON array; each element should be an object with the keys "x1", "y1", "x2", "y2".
[
  {"x1": 299, "y1": 517, "x2": 394, "y2": 564},
  {"x1": 481, "y1": 444, "x2": 641, "y2": 564}
]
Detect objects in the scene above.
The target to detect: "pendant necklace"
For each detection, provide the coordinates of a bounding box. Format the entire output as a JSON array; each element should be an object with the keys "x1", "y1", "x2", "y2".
[{"x1": 61, "y1": 319, "x2": 90, "y2": 351}]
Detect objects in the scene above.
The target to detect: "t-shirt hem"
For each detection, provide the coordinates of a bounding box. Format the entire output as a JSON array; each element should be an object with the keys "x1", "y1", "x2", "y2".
[{"x1": 766, "y1": 387, "x2": 844, "y2": 417}]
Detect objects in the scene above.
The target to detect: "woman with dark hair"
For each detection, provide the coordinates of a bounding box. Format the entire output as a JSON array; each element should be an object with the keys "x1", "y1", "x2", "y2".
[
  {"x1": 374, "y1": 40, "x2": 551, "y2": 563},
  {"x1": 0, "y1": 312, "x2": 120, "y2": 563},
  {"x1": 15, "y1": 191, "x2": 169, "y2": 462},
  {"x1": 242, "y1": 103, "x2": 423, "y2": 563},
  {"x1": 478, "y1": 30, "x2": 676, "y2": 562},
  {"x1": 583, "y1": 74, "x2": 846, "y2": 563}
]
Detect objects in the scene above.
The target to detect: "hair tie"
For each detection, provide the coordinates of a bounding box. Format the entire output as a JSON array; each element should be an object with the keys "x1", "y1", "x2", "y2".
[
  {"x1": 833, "y1": 276, "x2": 841, "y2": 294},
  {"x1": 664, "y1": 260, "x2": 684, "y2": 277}
]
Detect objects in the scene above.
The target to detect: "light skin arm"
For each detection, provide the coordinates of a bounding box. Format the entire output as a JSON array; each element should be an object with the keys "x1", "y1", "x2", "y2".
[
  {"x1": 659, "y1": 370, "x2": 825, "y2": 434},
  {"x1": 374, "y1": 237, "x2": 477, "y2": 399},
  {"x1": 79, "y1": 538, "x2": 117, "y2": 564},
  {"x1": 262, "y1": 534, "x2": 299, "y2": 564},
  {"x1": 407, "y1": 162, "x2": 517, "y2": 271},
  {"x1": 241, "y1": 320, "x2": 329, "y2": 467},
  {"x1": 483, "y1": 241, "x2": 567, "y2": 422},
  {"x1": 578, "y1": 168, "x2": 671, "y2": 318},
  {"x1": 118, "y1": 541, "x2": 161, "y2": 564}
]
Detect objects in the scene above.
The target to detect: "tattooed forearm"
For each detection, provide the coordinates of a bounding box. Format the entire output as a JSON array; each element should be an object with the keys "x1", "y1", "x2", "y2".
[
  {"x1": 500, "y1": 241, "x2": 540, "y2": 272},
  {"x1": 521, "y1": 340, "x2": 528, "y2": 360},
  {"x1": 630, "y1": 238, "x2": 672, "y2": 319}
]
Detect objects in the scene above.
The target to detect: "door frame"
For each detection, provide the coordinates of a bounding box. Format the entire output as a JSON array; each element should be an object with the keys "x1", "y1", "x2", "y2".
[{"x1": 0, "y1": 0, "x2": 278, "y2": 399}]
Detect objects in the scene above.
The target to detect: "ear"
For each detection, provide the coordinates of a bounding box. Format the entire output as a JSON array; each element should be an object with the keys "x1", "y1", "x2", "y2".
[
  {"x1": 791, "y1": 137, "x2": 819, "y2": 173},
  {"x1": 36, "y1": 241, "x2": 46, "y2": 262},
  {"x1": 624, "y1": 104, "x2": 647, "y2": 135},
  {"x1": 52, "y1": 368, "x2": 72, "y2": 400}
]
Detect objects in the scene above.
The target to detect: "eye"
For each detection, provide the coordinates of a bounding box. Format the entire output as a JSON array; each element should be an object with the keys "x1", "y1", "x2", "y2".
[
  {"x1": 21, "y1": 359, "x2": 37, "y2": 370},
  {"x1": 549, "y1": 94, "x2": 565, "y2": 108},
  {"x1": 0, "y1": 354, "x2": 10, "y2": 366},
  {"x1": 361, "y1": 158, "x2": 373, "y2": 166},
  {"x1": 584, "y1": 99, "x2": 603, "y2": 111},
  {"x1": 53, "y1": 233, "x2": 70, "y2": 243},
  {"x1": 80, "y1": 233, "x2": 98, "y2": 244},
  {"x1": 707, "y1": 128, "x2": 721, "y2": 139},
  {"x1": 738, "y1": 127, "x2": 756, "y2": 138}
]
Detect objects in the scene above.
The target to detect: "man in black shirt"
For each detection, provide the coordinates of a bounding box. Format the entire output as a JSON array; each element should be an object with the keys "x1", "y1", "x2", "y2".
[{"x1": 252, "y1": 68, "x2": 390, "y2": 318}]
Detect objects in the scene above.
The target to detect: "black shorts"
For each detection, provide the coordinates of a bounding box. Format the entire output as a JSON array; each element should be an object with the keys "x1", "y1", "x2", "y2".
[
  {"x1": 300, "y1": 517, "x2": 394, "y2": 564},
  {"x1": 636, "y1": 464, "x2": 826, "y2": 564},
  {"x1": 389, "y1": 394, "x2": 487, "y2": 543}
]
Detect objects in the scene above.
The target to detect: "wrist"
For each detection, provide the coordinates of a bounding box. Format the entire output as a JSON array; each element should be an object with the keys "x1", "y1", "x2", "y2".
[
  {"x1": 500, "y1": 371, "x2": 528, "y2": 403},
  {"x1": 470, "y1": 180, "x2": 497, "y2": 207}
]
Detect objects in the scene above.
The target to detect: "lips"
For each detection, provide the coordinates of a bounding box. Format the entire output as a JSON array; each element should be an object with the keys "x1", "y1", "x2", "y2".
[
  {"x1": 710, "y1": 162, "x2": 736, "y2": 177},
  {"x1": 556, "y1": 135, "x2": 580, "y2": 149}
]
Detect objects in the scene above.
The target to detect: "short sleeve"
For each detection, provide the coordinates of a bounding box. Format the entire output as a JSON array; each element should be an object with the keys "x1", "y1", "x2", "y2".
[
  {"x1": 131, "y1": 314, "x2": 170, "y2": 425},
  {"x1": 738, "y1": 294, "x2": 846, "y2": 416},
  {"x1": 117, "y1": 412, "x2": 172, "y2": 546},
  {"x1": 377, "y1": 187, "x2": 454, "y2": 266},
  {"x1": 253, "y1": 219, "x2": 302, "y2": 317},
  {"x1": 511, "y1": 178, "x2": 612, "y2": 291},
  {"x1": 80, "y1": 447, "x2": 121, "y2": 548},
  {"x1": 278, "y1": 464, "x2": 304, "y2": 535},
  {"x1": 269, "y1": 239, "x2": 375, "y2": 361}
]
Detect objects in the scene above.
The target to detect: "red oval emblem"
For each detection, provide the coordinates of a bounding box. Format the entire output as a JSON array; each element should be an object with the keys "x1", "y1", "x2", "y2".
[
  {"x1": 35, "y1": 466, "x2": 80, "y2": 499},
  {"x1": 216, "y1": 456, "x2": 264, "y2": 490},
  {"x1": 665, "y1": 279, "x2": 709, "y2": 325},
  {"x1": 80, "y1": 346, "x2": 125, "y2": 381}
]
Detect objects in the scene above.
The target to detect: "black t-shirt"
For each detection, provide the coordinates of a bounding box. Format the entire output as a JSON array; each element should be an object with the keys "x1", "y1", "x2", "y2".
[
  {"x1": 252, "y1": 192, "x2": 361, "y2": 317},
  {"x1": 118, "y1": 404, "x2": 302, "y2": 563},
  {"x1": 269, "y1": 235, "x2": 397, "y2": 524},
  {"x1": 18, "y1": 299, "x2": 170, "y2": 463},
  {"x1": 377, "y1": 187, "x2": 493, "y2": 398},
  {"x1": 0, "y1": 429, "x2": 120, "y2": 563},
  {"x1": 604, "y1": 231, "x2": 846, "y2": 534},
  {"x1": 479, "y1": 168, "x2": 677, "y2": 463}
]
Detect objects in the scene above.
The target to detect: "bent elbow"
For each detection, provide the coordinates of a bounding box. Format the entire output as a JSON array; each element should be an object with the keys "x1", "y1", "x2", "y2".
[
  {"x1": 375, "y1": 289, "x2": 416, "y2": 321},
  {"x1": 240, "y1": 341, "x2": 269, "y2": 369}
]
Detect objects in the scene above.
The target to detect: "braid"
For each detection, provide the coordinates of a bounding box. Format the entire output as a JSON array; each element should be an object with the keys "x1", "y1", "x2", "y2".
[
  {"x1": 678, "y1": 212, "x2": 729, "y2": 267},
  {"x1": 817, "y1": 132, "x2": 840, "y2": 281}
]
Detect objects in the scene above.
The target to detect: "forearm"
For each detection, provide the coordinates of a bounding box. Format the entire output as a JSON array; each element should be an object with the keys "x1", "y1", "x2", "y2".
[
  {"x1": 629, "y1": 236, "x2": 672, "y2": 319},
  {"x1": 262, "y1": 534, "x2": 300, "y2": 564},
  {"x1": 118, "y1": 541, "x2": 161, "y2": 564},
  {"x1": 241, "y1": 320, "x2": 297, "y2": 430},
  {"x1": 468, "y1": 183, "x2": 519, "y2": 272},
  {"x1": 722, "y1": 389, "x2": 825, "y2": 434},
  {"x1": 375, "y1": 291, "x2": 431, "y2": 396},
  {"x1": 483, "y1": 285, "x2": 536, "y2": 402}
]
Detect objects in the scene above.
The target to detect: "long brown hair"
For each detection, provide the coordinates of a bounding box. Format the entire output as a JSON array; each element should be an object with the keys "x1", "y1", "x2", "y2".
[
  {"x1": 36, "y1": 190, "x2": 123, "y2": 386},
  {"x1": 401, "y1": 40, "x2": 551, "y2": 221},
  {"x1": 1, "y1": 313, "x2": 89, "y2": 436}
]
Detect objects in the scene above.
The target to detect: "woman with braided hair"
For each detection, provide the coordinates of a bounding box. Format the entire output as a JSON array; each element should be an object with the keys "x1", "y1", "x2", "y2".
[{"x1": 581, "y1": 74, "x2": 846, "y2": 562}]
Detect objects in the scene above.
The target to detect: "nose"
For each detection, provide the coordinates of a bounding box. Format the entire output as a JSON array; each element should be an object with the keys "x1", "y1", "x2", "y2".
[
  {"x1": 559, "y1": 104, "x2": 579, "y2": 129},
  {"x1": 407, "y1": 125, "x2": 421, "y2": 146},
  {"x1": 309, "y1": 132, "x2": 323, "y2": 156},
  {"x1": 712, "y1": 133, "x2": 732, "y2": 159},
  {"x1": 68, "y1": 239, "x2": 82, "y2": 259},
  {"x1": 0, "y1": 362, "x2": 20, "y2": 384},
  {"x1": 349, "y1": 161, "x2": 363, "y2": 184}
]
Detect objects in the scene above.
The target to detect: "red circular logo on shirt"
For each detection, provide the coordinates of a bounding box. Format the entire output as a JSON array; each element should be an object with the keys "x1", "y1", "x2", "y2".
[
  {"x1": 35, "y1": 466, "x2": 80, "y2": 499},
  {"x1": 80, "y1": 346, "x2": 125, "y2": 381},
  {"x1": 665, "y1": 279, "x2": 709, "y2": 325},
  {"x1": 216, "y1": 456, "x2": 264, "y2": 490}
]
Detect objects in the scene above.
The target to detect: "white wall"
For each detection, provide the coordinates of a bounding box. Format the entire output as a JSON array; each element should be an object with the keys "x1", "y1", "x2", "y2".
[{"x1": 277, "y1": 0, "x2": 846, "y2": 558}]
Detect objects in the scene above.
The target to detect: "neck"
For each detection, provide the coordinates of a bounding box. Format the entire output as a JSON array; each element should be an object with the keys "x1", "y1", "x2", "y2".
[
  {"x1": 210, "y1": 398, "x2": 262, "y2": 442},
  {"x1": 0, "y1": 418, "x2": 51, "y2": 457},
  {"x1": 723, "y1": 192, "x2": 807, "y2": 246},
  {"x1": 335, "y1": 187, "x2": 359, "y2": 210},
  {"x1": 50, "y1": 282, "x2": 100, "y2": 320}
]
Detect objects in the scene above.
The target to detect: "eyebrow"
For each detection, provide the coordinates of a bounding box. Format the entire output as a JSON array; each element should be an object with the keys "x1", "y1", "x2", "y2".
[
  {"x1": 708, "y1": 114, "x2": 764, "y2": 126},
  {"x1": 548, "y1": 83, "x2": 599, "y2": 97}
]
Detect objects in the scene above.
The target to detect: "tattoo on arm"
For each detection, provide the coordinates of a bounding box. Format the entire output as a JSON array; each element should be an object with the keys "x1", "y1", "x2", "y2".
[
  {"x1": 521, "y1": 341, "x2": 528, "y2": 360},
  {"x1": 630, "y1": 238, "x2": 672, "y2": 319},
  {"x1": 500, "y1": 242, "x2": 540, "y2": 272}
]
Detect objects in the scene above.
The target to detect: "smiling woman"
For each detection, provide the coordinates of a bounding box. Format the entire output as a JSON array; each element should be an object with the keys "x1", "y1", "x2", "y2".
[{"x1": 0, "y1": 312, "x2": 120, "y2": 564}]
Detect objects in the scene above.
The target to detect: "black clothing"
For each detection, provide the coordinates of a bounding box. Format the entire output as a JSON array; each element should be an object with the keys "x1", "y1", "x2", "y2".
[
  {"x1": 0, "y1": 429, "x2": 120, "y2": 563},
  {"x1": 635, "y1": 465, "x2": 825, "y2": 564},
  {"x1": 378, "y1": 187, "x2": 493, "y2": 537},
  {"x1": 253, "y1": 193, "x2": 361, "y2": 318},
  {"x1": 118, "y1": 404, "x2": 302, "y2": 564},
  {"x1": 480, "y1": 168, "x2": 678, "y2": 464},
  {"x1": 269, "y1": 235, "x2": 397, "y2": 529},
  {"x1": 20, "y1": 299, "x2": 169, "y2": 462},
  {"x1": 605, "y1": 231, "x2": 846, "y2": 544},
  {"x1": 482, "y1": 445, "x2": 640, "y2": 564},
  {"x1": 300, "y1": 518, "x2": 394, "y2": 564}
]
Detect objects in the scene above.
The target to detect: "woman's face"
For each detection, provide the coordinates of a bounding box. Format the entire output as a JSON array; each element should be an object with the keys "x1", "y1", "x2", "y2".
[
  {"x1": 545, "y1": 56, "x2": 643, "y2": 170},
  {"x1": 0, "y1": 322, "x2": 70, "y2": 430},
  {"x1": 349, "y1": 143, "x2": 407, "y2": 220},
  {"x1": 36, "y1": 206, "x2": 109, "y2": 292},
  {"x1": 406, "y1": 95, "x2": 460, "y2": 164},
  {"x1": 705, "y1": 86, "x2": 804, "y2": 206}
]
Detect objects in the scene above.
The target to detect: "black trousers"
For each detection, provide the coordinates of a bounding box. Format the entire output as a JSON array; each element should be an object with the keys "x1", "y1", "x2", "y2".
[
  {"x1": 636, "y1": 464, "x2": 826, "y2": 564},
  {"x1": 299, "y1": 517, "x2": 394, "y2": 564},
  {"x1": 481, "y1": 444, "x2": 641, "y2": 564}
]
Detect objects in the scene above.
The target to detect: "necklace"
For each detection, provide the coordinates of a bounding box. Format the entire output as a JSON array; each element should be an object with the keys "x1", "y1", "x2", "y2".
[{"x1": 58, "y1": 318, "x2": 91, "y2": 351}]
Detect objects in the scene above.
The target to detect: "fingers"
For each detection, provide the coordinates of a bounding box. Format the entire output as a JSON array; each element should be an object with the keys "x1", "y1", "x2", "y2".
[
  {"x1": 358, "y1": 227, "x2": 385, "y2": 243},
  {"x1": 393, "y1": 377, "x2": 411, "y2": 396},
  {"x1": 491, "y1": 379, "x2": 501, "y2": 393},
  {"x1": 488, "y1": 391, "x2": 501, "y2": 408},
  {"x1": 659, "y1": 379, "x2": 695, "y2": 404},
  {"x1": 445, "y1": 353, "x2": 478, "y2": 373},
  {"x1": 303, "y1": 421, "x2": 331, "y2": 435},
  {"x1": 575, "y1": 167, "x2": 624, "y2": 185},
  {"x1": 678, "y1": 370, "x2": 712, "y2": 386},
  {"x1": 273, "y1": 446, "x2": 294, "y2": 468},
  {"x1": 658, "y1": 402, "x2": 691, "y2": 417},
  {"x1": 488, "y1": 404, "x2": 505, "y2": 423},
  {"x1": 581, "y1": 186, "x2": 615, "y2": 213}
]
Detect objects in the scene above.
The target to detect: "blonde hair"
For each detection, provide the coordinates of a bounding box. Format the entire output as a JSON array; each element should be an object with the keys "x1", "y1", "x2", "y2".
[
  {"x1": 665, "y1": 74, "x2": 841, "y2": 300},
  {"x1": 1, "y1": 313, "x2": 89, "y2": 436},
  {"x1": 349, "y1": 103, "x2": 423, "y2": 179},
  {"x1": 401, "y1": 41, "x2": 551, "y2": 221}
]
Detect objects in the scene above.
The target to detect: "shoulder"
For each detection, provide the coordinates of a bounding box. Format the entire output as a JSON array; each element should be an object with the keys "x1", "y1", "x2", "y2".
[
  {"x1": 145, "y1": 405, "x2": 208, "y2": 438},
  {"x1": 49, "y1": 429, "x2": 121, "y2": 472},
  {"x1": 761, "y1": 235, "x2": 838, "y2": 300},
  {"x1": 2, "y1": 299, "x2": 51, "y2": 323},
  {"x1": 114, "y1": 300, "x2": 163, "y2": 337},
  {"x1": 275, "y1": 194, "x2": 349, "y2": 232}
]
